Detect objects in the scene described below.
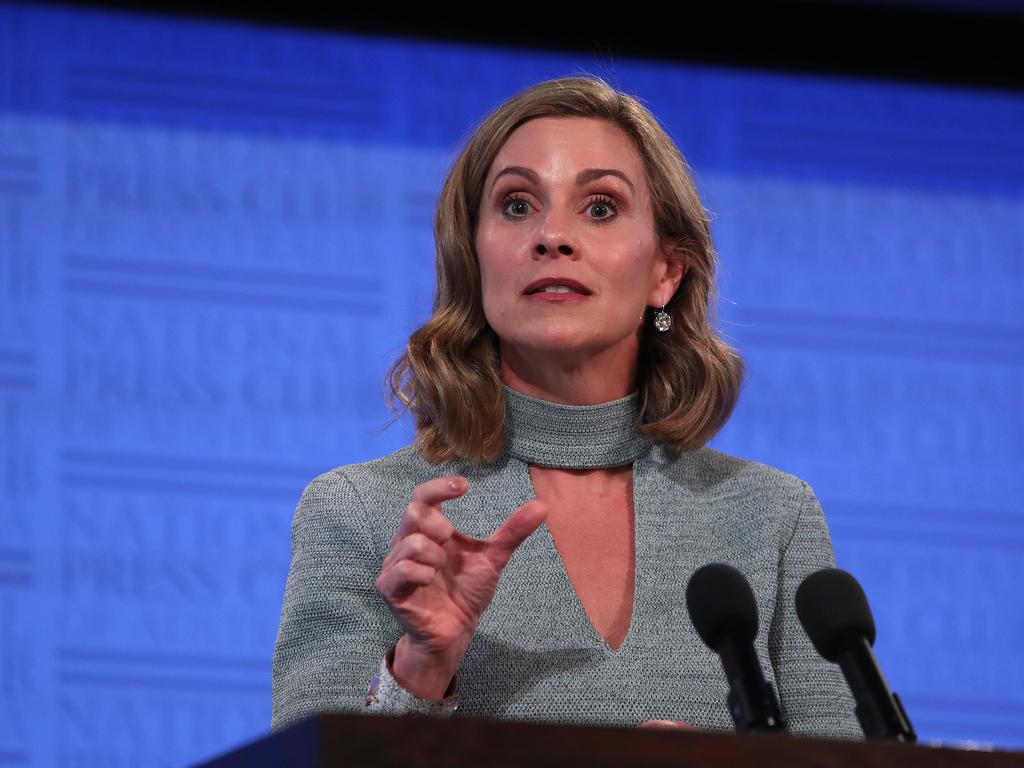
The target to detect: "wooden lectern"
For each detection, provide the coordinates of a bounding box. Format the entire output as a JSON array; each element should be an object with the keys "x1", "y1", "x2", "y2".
[{"x1": 195, "y1": 713, "x2": 1024, "y2": 767}]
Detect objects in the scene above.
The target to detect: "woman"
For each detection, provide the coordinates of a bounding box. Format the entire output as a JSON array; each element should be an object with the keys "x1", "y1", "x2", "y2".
[{"x1": 271, "y1": 76, "x2": 859, "y2": 738}]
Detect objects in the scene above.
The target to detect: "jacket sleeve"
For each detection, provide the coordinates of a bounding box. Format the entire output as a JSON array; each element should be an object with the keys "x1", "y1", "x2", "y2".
[
  {"x1": 768, "y1": 481, "x2": 863, "y2": 740},
  {"x1": 270, "y1": 470, "x2": 395, "y2": 731}
]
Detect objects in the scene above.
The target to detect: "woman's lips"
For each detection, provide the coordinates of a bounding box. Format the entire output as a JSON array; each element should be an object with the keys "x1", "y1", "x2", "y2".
[
  {"x1": 523, "y1": 292, "x2": 590, "y2": 302},
  {"x1": 523, "y1": 277, "x2": 592, "y2": 295}
]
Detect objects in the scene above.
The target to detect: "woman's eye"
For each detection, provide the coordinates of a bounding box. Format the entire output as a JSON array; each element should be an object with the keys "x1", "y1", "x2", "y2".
[
  {"x1": 588, "y1": 196, "x2": 617, "y2": 221},
  {"x1": 501, "y1": 196, "x2": 532, "y2": 218}
]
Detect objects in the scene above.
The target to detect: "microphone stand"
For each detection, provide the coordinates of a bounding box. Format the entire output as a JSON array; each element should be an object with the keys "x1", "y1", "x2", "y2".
[
  {"x1": 717, "y1": 633, "x2": 785, "y2": 733},
  {"x1": 836, "y1": 633, "x2": 916, "y2": 742}
]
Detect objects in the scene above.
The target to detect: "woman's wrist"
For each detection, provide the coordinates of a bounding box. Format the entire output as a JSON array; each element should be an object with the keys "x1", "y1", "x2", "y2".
[{"x1": 391, "y1": 634, "x2": 462, "y2": 702}]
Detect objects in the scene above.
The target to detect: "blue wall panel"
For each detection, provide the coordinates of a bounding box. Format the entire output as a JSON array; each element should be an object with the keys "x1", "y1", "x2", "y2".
[{"x1": 0, "y1": 2, "x2": 1021, "y2": 764}]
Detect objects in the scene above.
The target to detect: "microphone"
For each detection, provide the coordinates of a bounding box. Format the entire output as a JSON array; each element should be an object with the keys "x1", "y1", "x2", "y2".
[
  {"x1": 686, "y1": 563, "x2": 785, "y2": 733},
  {"x1": 795, "y1": 568, "x2": 916, "y2": 742}
]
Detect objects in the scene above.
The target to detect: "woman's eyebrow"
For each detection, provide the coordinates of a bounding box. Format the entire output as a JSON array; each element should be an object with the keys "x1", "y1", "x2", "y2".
[
  {"x1": 576, "y1": 168, "x2": 636, "y2": 197},
  {"x1": 490, "y1": 166, "x2": 539, "y2": 193},
  {"x1": 489, "y1": 166, "x2": 636, "y2": 196}
]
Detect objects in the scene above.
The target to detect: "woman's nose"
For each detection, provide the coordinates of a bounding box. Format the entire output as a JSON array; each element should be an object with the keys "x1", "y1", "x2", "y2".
[
  {"x1": 535, "y1": 241, "x2": 574, "y2": 257},
  {"x1": 534, "y1": 210, "x2": 578, "y2": 258}
]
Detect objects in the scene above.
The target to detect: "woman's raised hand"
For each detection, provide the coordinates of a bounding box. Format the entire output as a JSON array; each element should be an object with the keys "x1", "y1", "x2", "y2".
[{"x1": 375, "y1": 476, "x2": 548, "y2": 700}]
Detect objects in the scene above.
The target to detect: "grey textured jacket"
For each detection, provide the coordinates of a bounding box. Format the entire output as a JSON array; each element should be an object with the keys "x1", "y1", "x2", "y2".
[{"x1": 271, "y1": 387, "x2": 860, "y2": 738}]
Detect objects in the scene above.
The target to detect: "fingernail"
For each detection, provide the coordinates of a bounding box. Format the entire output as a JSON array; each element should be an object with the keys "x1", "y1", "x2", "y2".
[{"x1": 448, "y1": 480, "x2": 459, "y2": 491}]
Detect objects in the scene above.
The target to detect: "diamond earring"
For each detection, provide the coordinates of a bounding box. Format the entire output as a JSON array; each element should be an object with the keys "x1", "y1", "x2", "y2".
[{"x1": 653, "y1": 306, "x2": 672, "y2": 333}]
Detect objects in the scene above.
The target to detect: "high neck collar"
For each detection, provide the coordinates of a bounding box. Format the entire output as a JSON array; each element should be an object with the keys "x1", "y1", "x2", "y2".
[{"x1": 502, "y1": 385, "x2": 653, "y2": 469}]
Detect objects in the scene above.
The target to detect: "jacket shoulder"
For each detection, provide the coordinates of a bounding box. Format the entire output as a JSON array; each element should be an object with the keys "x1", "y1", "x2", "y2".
[
  {"x1": 306, "y1": 444, "x2": 440, "y2": 494},
  {"x1": 293, "y1": 444, "x2": 470, "y2": 537},
  {"x1": 660, "y1": 444, "x2": 810, "y2": 499}
]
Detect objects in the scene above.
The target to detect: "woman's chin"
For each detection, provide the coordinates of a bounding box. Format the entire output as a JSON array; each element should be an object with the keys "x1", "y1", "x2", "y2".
[{"x1": 499, "y1": 333, "x2": 633, "y2": 363}]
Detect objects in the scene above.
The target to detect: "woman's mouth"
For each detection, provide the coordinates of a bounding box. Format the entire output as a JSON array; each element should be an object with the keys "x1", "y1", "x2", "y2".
[
  {"x1": 524, "y1": 290, "x2": 590, "y2": 302},
  {"x1": 523, "y1": 277, "x2": 593, "y2": 298}
]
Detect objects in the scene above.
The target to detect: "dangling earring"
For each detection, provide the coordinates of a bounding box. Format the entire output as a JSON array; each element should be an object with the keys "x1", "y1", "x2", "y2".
[{"x1": 653, "y1": 305, "x2": 672, "y2": 332}]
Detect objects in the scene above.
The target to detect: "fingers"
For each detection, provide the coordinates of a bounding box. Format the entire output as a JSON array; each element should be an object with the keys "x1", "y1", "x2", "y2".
[
  {"x1": 390, "y1": 476, "x2": 464, "y2": 547},
  {"x1": 381, "y1": 532, "x2": 447, "y2": 572},
  {"x1": 412, "y1": 475, "x2": 468, "y2": 506},
  {"x1": 376, "y1": 559, "x2": 437, "y2": 600},
  {"x1": 391, "y1": 502, "x2": 456, "y2": 548},
  {"x1": 487, "y1": 500, "x2": 548, "y2": 567},
  {"x1": 379, "y1": 476, "x2": 466, "y2": 601}
]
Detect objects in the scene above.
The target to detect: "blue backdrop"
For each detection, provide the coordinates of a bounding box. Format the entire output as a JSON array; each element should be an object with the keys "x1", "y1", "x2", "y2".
[{"x1": 0, "y1": 3, "x2": 1022, "y2": 765}]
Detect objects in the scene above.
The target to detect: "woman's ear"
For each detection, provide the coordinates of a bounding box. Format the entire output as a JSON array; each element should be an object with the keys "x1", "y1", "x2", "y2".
[{"x1": 653, "y1": 245, "x2": 688, "y2": 306}]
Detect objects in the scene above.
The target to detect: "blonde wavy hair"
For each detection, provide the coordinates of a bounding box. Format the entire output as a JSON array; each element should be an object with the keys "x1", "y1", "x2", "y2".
[{"x1": 387, "y1": 75, "x2": 744, "y2": 464}]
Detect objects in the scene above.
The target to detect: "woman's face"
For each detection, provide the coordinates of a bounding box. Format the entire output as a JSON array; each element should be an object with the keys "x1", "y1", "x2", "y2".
[{"x1": 475, "y1": 117, "x2": 683, "y2": 370}]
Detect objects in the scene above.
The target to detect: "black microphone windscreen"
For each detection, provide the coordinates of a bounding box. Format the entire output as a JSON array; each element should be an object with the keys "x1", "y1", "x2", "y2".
[
  {"x1": 795, "y1": 568, "x2": 877, "y2": 662},
  {"x1": 686, "y1": 563, "x2": 759, "y2": 650}
]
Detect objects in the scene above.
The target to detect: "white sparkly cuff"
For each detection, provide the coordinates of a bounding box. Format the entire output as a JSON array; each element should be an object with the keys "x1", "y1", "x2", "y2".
[{"x1": 364, "y1": 645, "x2": 459, "y2": 716}]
